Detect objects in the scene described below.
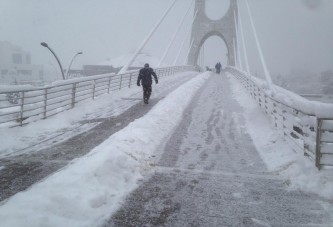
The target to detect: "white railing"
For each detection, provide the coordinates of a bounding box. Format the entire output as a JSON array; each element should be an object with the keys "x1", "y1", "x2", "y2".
[
  {"x1": 0, "y1": 65, "x2": 199, "y2": 128},
  {"x1": 227, "y1": 67, "x2": 333, "y2": 170}
]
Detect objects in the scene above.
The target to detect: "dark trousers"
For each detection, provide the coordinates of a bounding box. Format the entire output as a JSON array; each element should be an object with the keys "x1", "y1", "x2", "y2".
[{"x1": 142, "y1": 85, "x2": 152, "y2": 100}]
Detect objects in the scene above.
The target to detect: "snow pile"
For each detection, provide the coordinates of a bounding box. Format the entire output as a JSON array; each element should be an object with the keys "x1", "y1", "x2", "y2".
[
  {"x1": 228, "y1": 67, "x2": 333, "y2": 118},
  {"x1": 0, "y1": 72, "x2": 197, "y2": 157},
  {"x1": 0, "y1": 72, "x2": 210, "y2": 227},
  {"x1": 0, "y1": 84, "x2": 36, "y2": 92},
  {"x1": 227, "y1": 72, "x2": 333, "y2": 199},
  {"x1": 273, "y1": 85, "x2": 333, "y2": 118},
  {"x1": 51, "y1": 73, "x2": 116, "y2": 87}
]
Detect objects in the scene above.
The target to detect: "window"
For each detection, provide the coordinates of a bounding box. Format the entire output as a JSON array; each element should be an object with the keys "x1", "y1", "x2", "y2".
[
  {"x1": 1, "y1": 70, "x2": 8, "y2": 75},
  {"x1": 12, "y1": 53, "x2": 22, "y2": 64},
  {"x1": 26, "y1": 54, "x2": 31, "y2": 64},
  {"x1": 39, "y1": 70, "x2": 44, "y2": 80},
  {"x1": 18, "y1": 70, "x2": 32, "y2": 75}
]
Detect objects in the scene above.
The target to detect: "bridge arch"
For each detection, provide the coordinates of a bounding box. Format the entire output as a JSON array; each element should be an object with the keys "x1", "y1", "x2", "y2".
[
  {"x1": 188, "y1": 0, "x2": 238, "y2": 67},
  {"x1": 195, "y1": 31, "x2": 229, "y2": 66}
]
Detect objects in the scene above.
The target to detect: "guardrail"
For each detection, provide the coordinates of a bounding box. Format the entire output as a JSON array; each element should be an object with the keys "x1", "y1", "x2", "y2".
[
  {"x1": 0, "y1": 65, "x2": 199, "y2": 128},
  {"x1": 227, "y1": 67, "x2": 333, "y2": 170}
]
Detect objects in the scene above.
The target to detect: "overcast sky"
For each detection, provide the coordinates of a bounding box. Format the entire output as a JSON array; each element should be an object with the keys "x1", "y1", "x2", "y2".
[
  {"x1": 240, "y1": 0, "x2": 333, "y2": 76},
  {"x1": 0, "y1": 0, "x2": 332, "y2": 79}
]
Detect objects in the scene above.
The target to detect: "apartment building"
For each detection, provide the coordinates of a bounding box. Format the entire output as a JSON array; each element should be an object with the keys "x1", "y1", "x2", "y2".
[{"x1": 0, "y1": 41, "x2": 43, "y2": 85}]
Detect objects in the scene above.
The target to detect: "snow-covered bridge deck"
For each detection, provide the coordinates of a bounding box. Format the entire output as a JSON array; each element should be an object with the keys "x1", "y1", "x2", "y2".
[
  {"x1": 0, "y1": 71, "x2": 197, "y2": 202},
  {"x1": 106, "y1": 72, "x2": 333, "y2": 226},
  {"x1": 0, "y1": 71, "x2": 332, "y2": 226}
]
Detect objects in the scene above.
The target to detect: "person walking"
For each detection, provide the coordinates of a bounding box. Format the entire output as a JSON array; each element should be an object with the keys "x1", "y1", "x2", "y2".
[
  {"x1": 215, "y1": 62, "x2": 222, "y2": 74},
  {"x1": 137, "y1": 63, "x2": 158, "y2": 104}
]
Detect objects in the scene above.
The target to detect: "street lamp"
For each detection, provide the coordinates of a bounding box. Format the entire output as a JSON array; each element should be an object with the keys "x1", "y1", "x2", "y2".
[
  {"x1": 66, "y1": 52, "x2": 83, "y2": 79},
  {"x1": 41, "y1": 42, "x2": 65, "y2": 80}
]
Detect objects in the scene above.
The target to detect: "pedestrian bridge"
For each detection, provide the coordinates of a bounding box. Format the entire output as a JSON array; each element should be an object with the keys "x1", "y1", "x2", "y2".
[
  {"x1": 1, "y1": 70, "x2": 333, "y2": 226},
  {"x1": 2, "y1": 0, "x2": 333, "y2": 169},
  {"x1": 0, "y1": 1, "x2": 333, "y2": 225}
]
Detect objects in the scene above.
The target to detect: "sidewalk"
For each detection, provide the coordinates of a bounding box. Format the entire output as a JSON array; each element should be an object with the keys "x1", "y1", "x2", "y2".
[{"x1": 107, "y1": 73, "x2": 333, "y2": 226}]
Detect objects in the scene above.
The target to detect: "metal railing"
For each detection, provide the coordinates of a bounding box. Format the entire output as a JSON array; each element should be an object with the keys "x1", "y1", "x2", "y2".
[
  {"x1": 0, "y1": 65, "x2": 199, "y2": 128},
  {"x1": 227, "y1": 67, "x2": 333, "y2": 169},
  {"x1": 316, "y1": 118, "x2": 333, "y2": 169}
]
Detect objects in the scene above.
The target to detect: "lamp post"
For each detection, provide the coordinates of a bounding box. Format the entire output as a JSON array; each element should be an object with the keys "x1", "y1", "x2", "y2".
[
  {"x1": 41, "y1": 42, "x2": 65, "y2": 80},
  {"x1": 66, "y1": 52, "x2": 83, "y2": 79}
]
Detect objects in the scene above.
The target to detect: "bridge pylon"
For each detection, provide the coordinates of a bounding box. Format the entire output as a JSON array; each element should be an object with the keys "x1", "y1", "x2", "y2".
[{"x1": 188, "y1": 0, "x2": 238, "y2": 67}]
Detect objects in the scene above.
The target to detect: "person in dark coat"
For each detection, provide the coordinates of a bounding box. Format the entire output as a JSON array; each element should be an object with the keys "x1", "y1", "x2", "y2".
[
  {"x1": 215, "y1": 62, "x2": 222, "y2": 74},
  {"x1": 137, "y1": 63, "x2": 158, "y2": 104}
]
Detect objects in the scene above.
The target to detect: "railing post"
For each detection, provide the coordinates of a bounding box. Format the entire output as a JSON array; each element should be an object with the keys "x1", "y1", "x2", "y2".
[
  {"x1": 108, "y1": 76, "x2": 112, "y2": 94},
  {"x1": 71, "y1": 83, "x2": 76, "y2": 108},
  {"x1": 315, "y1": 118, "x2": 322, "y2": 170},
  {"x1": 20, "y1": 92, "x2": 25, "y2": 126},
  {"x1": 43, "y1": 88, "x2": 48, "y2": 119},
  {"x1": 129, "y1": 73, "x2": 132, "y2": 88},
  {"x1": 92, "y1": 80, "x2": 96, "y2": 100},
  {"x1": 119, "y1": 74, "x2": 123, "y2": 90}
]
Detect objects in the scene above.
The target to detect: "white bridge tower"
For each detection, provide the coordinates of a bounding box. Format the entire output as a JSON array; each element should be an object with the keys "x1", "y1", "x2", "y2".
[{"x1": 187, "y1": 0, "x2": 238, "y2": 66}]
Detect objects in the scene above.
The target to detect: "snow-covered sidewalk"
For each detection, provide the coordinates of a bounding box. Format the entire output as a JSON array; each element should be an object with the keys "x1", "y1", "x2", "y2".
[
  {"x1": 0, "y1": 72, "x2": 197, "y2": 158},
  {"x1": 0, "y1": 72, "x2": 210, "y2": 227},
  {"x1": 226, "y1": 72, "x2": 333, "y2": 200}
]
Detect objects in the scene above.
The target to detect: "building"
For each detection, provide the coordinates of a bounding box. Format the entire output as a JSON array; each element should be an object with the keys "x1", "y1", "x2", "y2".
[
  {"x1": 68, "y1": 65, "x2": 126, "y2": 78},
  {"x1": 0, "y1": 41, "x2": 43, "y2": 85},
  {"x1": 82, "y1": 65, "x2": 121, "y2": 76}
]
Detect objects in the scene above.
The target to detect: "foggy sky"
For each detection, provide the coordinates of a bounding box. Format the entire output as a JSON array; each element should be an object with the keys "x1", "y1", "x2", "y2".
[
  {"x1": 239, "y1": 0, "x2": 333, "y2": 76},
  {"x1": 0, "y1": 0, "x2": 332, "y2": 80}
]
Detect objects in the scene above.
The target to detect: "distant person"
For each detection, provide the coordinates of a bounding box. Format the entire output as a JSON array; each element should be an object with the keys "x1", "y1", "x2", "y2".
[
  {"x1": 215, "y1": 62, "x2": 221, "y2": 74},
  {"x1": 137, "y1": 63, "x2": 158, "y2": 104}
]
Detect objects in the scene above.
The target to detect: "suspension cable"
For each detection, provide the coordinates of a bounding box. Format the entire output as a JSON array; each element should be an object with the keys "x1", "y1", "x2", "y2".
[
  {"x1": 233, "y1": 10, "x2": 243, "y2": 70},
  {"x1": 185, "y1": 39, "x2": 195, "y2": 64},
  {"x1": 174, "y1": 10, "x2": 199, "y2": 65},
  {"x1": 159, "y1": 0, "x2": 195, "y2": 67},
  {"x1": 233, "y1": 38, "x2": 238, "y2": 67},
  {"x1": 201, "y1": 43, "x2": 205, "y2": 68},
  {"x1": 245, "y1": 0, "x2": 273, "y2": 89},
  {"x1": 118, "y1": 0, "x2": 177, "y2": 74},
  {"x1": 237, "y1": 2, "x2": 251, "y2": 75}
]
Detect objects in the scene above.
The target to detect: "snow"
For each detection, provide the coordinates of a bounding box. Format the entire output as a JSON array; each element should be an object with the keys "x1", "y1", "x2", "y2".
[
  {"x1": 0, "y1": 72, "x2": 196, "y2": 156},
  {"x1": 0, "y1": 84, "x2": 37, "y2": 93},
  {"x1": 227, "y1": 72, "x2": 333, "y2": 199},
  {"x1": 51, "y1": 73, "x2": 116, "y2": 87},
  {"x1": 0, "y1": 70, "x2": 332, "y2": 226},
  {"x1": 0, "y1": 72, "x2": 210, "y2": 227},
  {"x1": 229, "y1": 66, "x2": 333, "y2": 118}
]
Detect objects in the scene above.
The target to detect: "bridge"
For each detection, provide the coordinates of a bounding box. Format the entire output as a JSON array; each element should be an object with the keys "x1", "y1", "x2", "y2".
[{"x1": 0, "y1": 0, "x2": 332, "y2": 226}]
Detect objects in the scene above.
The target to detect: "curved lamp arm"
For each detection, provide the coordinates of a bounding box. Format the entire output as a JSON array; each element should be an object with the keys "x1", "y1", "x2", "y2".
[
  {"x1": 41, "y1": 42, "x2": 65, "y2": 80},
  {"x1": 66, "y1": 52, "x2": 83, "y2": 79}
]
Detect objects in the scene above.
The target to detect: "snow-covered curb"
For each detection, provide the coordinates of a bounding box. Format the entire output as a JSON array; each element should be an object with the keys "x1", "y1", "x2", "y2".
[
  {"x1": 0, "y1": 72, "x2": 210, "y2": 227},
  {"x1": 227, "y1": 72, "x2": 333, "y2": 200}
]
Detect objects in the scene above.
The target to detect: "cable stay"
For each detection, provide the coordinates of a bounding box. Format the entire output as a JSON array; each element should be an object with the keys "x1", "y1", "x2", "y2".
[
  {"x1": 118, "y1": 0, "x2": 177, "y2": 74},
  {"x1": 237, "y1": 3, "x2": 250, "y2": 75},
  {"x1": 174, "y1": 10, "x2": 199, "y2": 66},
  {"x1": 244, "y1": 0, "x2": 273, "y2": 89},
  {"x1": 158, "y1": 0, "x2": 195, "y2": 67}
]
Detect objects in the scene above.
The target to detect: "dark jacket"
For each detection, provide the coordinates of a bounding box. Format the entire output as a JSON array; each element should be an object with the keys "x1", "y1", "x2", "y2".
[{"x1": 137, "y1": 67, "x2": 158, "y2": 86}]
